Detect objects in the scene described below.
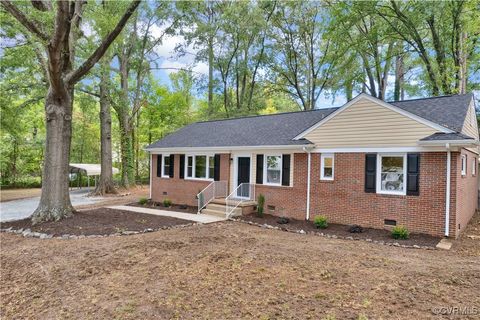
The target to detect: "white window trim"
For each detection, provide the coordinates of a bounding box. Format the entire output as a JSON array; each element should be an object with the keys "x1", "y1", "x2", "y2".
[
  {"x1": 320, "y1": 153, "x2": 334, "y2": 181},
  {"x1": 263, "y1": 154, "x2": 283, "y2": 186},
  {"x1": 376, "y1": 153, "x2": 407, "y2": 196},
  {"x1": 461, "y1": 155, "x2": 467, "y2": 176},
  {"x1": 184, "y1": 154, "x2": 215, "y2": 181},
  {"x1": 161, "y1": 154, "x2": 170, "y2": 178},
  {"x1": 472, "y1": 158, "x2": 476, "y2": 176}
]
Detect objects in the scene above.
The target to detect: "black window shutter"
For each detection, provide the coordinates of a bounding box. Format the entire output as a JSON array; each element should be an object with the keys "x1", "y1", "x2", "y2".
[
  {"x1": 214, "y1": 154, "x2": 221, "y2": 181},
  {"x1": 156, "y1": 154, "x2": 162, "y2": 177},
  {"x1": 281, "y1": 154, "x2": 291, "y2": 186},
  {"x1": 256, "y1": 154, "x2": 264, "y2": 184},
  {"x1": 169, "y1": 155, "x2": 175, "y2": 178},
  {"x1": 179, "y1": 155, "x2": 185, "y2": 179},
  {"x1": 407, "y1": 153, "x2": 420, "y2": 196},
  {"x1": 365, "y1": 154, "x2": 376, "y2": 193}
]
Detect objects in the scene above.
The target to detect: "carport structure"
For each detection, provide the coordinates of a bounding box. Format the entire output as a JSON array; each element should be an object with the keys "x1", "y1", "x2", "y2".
[{"x1": 69, "y1": 163, "x2": 119, "y2": 189}]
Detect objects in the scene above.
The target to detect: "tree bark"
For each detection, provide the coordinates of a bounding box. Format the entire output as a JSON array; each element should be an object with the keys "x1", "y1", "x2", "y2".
[
  {"x1": 94, "y1": 60, "x2": 117, "y2": 195},
  {"x1": 118, "y1": 113, "x2": 134, "y2": 188},
  {"x1": 207, "y1": 35, "x2": 214, "y2": 114},
  {"x1": 1, "y1": 0, "x2": 140, "y2": 224},
  {"x1": 32, "y1": 88, "x2": 74, "y2": 224},
  {"x1": 394, "y1": 45, "x2": 404, "y2": 101}
]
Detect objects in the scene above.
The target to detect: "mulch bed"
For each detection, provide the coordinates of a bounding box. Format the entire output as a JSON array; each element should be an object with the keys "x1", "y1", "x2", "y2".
[
  {"x1": 129, "y1": 201, "x2": 198, "y2": 214},
  {"x1": 0, "y1": 208, "x2": 192, "y2": 236},
  {"x1": 238, "y1": 213, "x2": 441, "y2": 248}
]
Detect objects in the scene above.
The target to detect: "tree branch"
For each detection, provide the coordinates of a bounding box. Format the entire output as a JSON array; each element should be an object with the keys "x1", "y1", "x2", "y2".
[
  {"x1": 1, "y1": 1, "x2": 49, "y2": 42},
  {"x1": 76, "y1": 87, "x2": 100, "y2": 98},
  {"x1": 66, "y1": 0, "x2": 141, "y2": 85},
  {"x1": 31, "y1": 0, "x2": 51, "y2": 12}
]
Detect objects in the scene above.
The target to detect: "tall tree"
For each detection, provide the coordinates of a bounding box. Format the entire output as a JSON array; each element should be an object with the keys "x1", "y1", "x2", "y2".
[
  {"x1": 1, "y1": 0, "x2": 140, "y2": 223},
  {"x1": 94, "y1": 57, "x2": 116, "y2": 195},
  {"x1": 268, "y1": 1, "x2": 336, "y2": 110},
  {"x1": 376, "y1": 0, "x2": 478, "y2": 95}
]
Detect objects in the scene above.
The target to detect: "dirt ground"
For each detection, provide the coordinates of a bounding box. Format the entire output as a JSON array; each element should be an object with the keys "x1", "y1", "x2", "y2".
[
  {"x1": 1, "y1": 214, "x2": 479, "y2": 319},
  {"x1": 240, "y1": 213, "x2": 441, "y2": 248},
  {"x1": 1, "y1": 208, "x2": 191, "y2": 236}
]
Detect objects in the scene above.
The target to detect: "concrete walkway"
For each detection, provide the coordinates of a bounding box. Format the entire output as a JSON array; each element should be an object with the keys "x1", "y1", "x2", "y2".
[{"x1": 108, "y1": 205, "x2": 226, "y2": 224}]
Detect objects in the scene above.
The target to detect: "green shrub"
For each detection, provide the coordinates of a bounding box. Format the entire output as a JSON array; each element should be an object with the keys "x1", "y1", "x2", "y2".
[
  {"x1": 391, "y1": 225, "x2": 409, "y2": 240},
  {"x1": 257, "y1": 194, "x2": 265, "y2": 217},
  {"x1": 314, "y1": 215, "x2": 328, "y2": 229},
  {"x1": 138, "y1": 197, "x2": 148, "y2": 205},
  {"x1": 163, "y1": 198, "x2": 172, "y2": 207}
]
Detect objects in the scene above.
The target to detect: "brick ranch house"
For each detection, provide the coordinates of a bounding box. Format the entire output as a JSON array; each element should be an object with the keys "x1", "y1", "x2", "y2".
[{"x1": 146, "y1": 93, "x2": 479, "y2": 238}]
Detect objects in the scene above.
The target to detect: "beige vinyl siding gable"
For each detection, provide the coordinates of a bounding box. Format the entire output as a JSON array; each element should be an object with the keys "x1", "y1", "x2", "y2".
[
  {"x1": 304, "y1": 97, "x2": 439, "y2": 148},
  {"x1": 461, "y1": 100, "x2": 479, "y2": 153}
]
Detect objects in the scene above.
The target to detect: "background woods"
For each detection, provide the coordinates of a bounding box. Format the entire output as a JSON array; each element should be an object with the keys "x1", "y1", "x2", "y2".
[{"x1": 1, "y1": 0, "x2": 479, "y2": 220}]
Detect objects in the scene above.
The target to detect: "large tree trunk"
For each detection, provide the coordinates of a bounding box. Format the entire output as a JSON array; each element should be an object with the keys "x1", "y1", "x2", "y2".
[
  {"x1": 207, "y1": 35, "x2": 214, "y2": 114},
  {"x1": 118, "y1": 112, "x2": 134, "y2": 188},
  {"x1": 32, "y1": 88, "x2": 74, "y2": 224},
  {"x1": 94, "y1": 63, "x2": 117, "y2": 195},
  {"x1": 394, "y1": 51, "x2": 404, "y2": 101}
]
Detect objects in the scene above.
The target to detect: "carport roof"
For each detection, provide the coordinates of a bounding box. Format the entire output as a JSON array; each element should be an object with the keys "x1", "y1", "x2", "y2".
[{"x1": 69, "y1": 164, "x2": 119, "y2": 176}]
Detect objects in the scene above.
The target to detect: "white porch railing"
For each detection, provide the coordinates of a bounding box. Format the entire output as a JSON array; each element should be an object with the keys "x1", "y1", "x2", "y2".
[
  {"x1": 197, "y1": 181, "x2": 227, "y2": 213},
  {"x1": 225, "y1": 183, "x2": 255, "y2": 218}
]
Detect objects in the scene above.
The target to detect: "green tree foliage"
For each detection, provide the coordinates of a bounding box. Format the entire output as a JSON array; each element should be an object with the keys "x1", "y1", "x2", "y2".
[{"x1": 1, "y1": 0, "x2": 478, "y2": 191}]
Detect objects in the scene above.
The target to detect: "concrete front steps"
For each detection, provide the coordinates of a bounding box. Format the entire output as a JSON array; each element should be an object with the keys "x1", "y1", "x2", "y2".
[{"x1": 200, "y1": 198, "x2": 257, "y2": 218}]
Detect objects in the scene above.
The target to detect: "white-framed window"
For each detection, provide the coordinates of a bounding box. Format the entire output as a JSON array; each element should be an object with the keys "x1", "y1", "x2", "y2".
[
  {"x1": 461, "y1": 155, "x2": 467, "y2": 176},
  {"x1": 377, "y1": 154, "x2": 407, "y2": 195},
  {"x1": 320, "y1": 153, "x2": 334, "y2": 180},
  {"x1": 264, "y1": 155, "x2": 282, "y2": 185},
  {"x1": 473, "y1": 158, "x2": 476, "y2": 176},
  {"x1": 187, "y1": 156, "x2": 193, "y2": 177},
  {"x1": 161, "y1": 154, "x2": 171, "y2": 178},
  {"x1": 185, "y1": 155, "x2": 214, "y2": 180}
]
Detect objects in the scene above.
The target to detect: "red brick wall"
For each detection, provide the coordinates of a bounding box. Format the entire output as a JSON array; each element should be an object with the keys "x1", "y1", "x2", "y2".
[
  {"x1": 149, "y1": 150, "x2": 477, "y2": 238},
  {"x1": 151, "y1": 153, "x2": 230, "y2": 206},
  {"x1": 308, "y1": 152, "x2": 452, "y2": 237},
  {"x1": 255, "y1": 153, "x2": 308, "y2": 220},
  {"x1": 454, "y1": 149, "x2": 478, "y2": 237}
]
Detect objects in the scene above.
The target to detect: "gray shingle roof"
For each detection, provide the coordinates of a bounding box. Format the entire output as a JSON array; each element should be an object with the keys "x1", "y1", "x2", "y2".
[
  {"x1": 390, "y1": 93, "x2": 473, "y2": 132},
  {"x1": 147, "y1": 94, "x2": 475, "y2": 149},
  {"x1": 146, "y1": 108, "x2": 338, "y2": 148},
  {"x1": 419, "y1": 132, "x2": 475, "y2": 141}
]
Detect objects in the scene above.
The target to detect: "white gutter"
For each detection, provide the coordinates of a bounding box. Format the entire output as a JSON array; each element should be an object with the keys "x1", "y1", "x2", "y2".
[
  {"x1": 303, "y1": 146, "x2": 314, "y2": 220},
  {"x1": 445, "y1": 143, "x2": 451, "y2": 237},
  {"x1": 145, "y1": 144, "x2": 313, "y2": 153},
  {"x1": 418, "y1": 140, "x2": 478, "y2": 147},
  {"x1": 149, "y1": 153, "x2": 153, "y2": 199}
]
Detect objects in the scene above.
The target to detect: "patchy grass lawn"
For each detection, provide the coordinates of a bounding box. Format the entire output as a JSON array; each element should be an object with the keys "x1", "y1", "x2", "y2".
[
  {"x1": 0, "y1": 188, "x2": 42, "y2": 202},
  {"x1": 1, "y1": 214, "x2": 479, "y2": 319}
]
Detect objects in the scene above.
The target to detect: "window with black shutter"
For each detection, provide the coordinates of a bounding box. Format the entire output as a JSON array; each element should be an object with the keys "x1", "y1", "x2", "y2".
[
  {"x1": 169, "y1": 154, "x2": 175, "y2": 178},
  {"x1": 407, "y1": 153, "x2": 420, "y2": 196},
  {"x1": 365, "y1": 154, "x2": 376, "y2": 193},
  {"x1": 281, "y1": 154, "x2": 291, "y2": 186},
  {"x1": 179, "y1": 155, "x2": 185, "y2": 179},
  {"x1": 214, "y1": 154, "x2": 221, "y2": 181},
  {"x1": 256, "y1": 154, "x2": 264, "y2": 184}
]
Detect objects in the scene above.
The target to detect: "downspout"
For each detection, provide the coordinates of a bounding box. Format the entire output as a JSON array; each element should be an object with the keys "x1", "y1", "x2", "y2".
[
  {"x1": 149, "y1": 153, "x2": 153, "y2": 199},
  {"x1": 303, "y1": 146, "x2": 314, "y2": 220},
  {"x1": 445, "y1": 143, "x2": 451, "y2": 237}
]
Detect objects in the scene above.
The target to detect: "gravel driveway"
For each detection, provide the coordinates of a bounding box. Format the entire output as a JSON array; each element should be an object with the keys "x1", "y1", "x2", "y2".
[{"x1": 0, "y1": 189, "x2": 104, "y2": 222}]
